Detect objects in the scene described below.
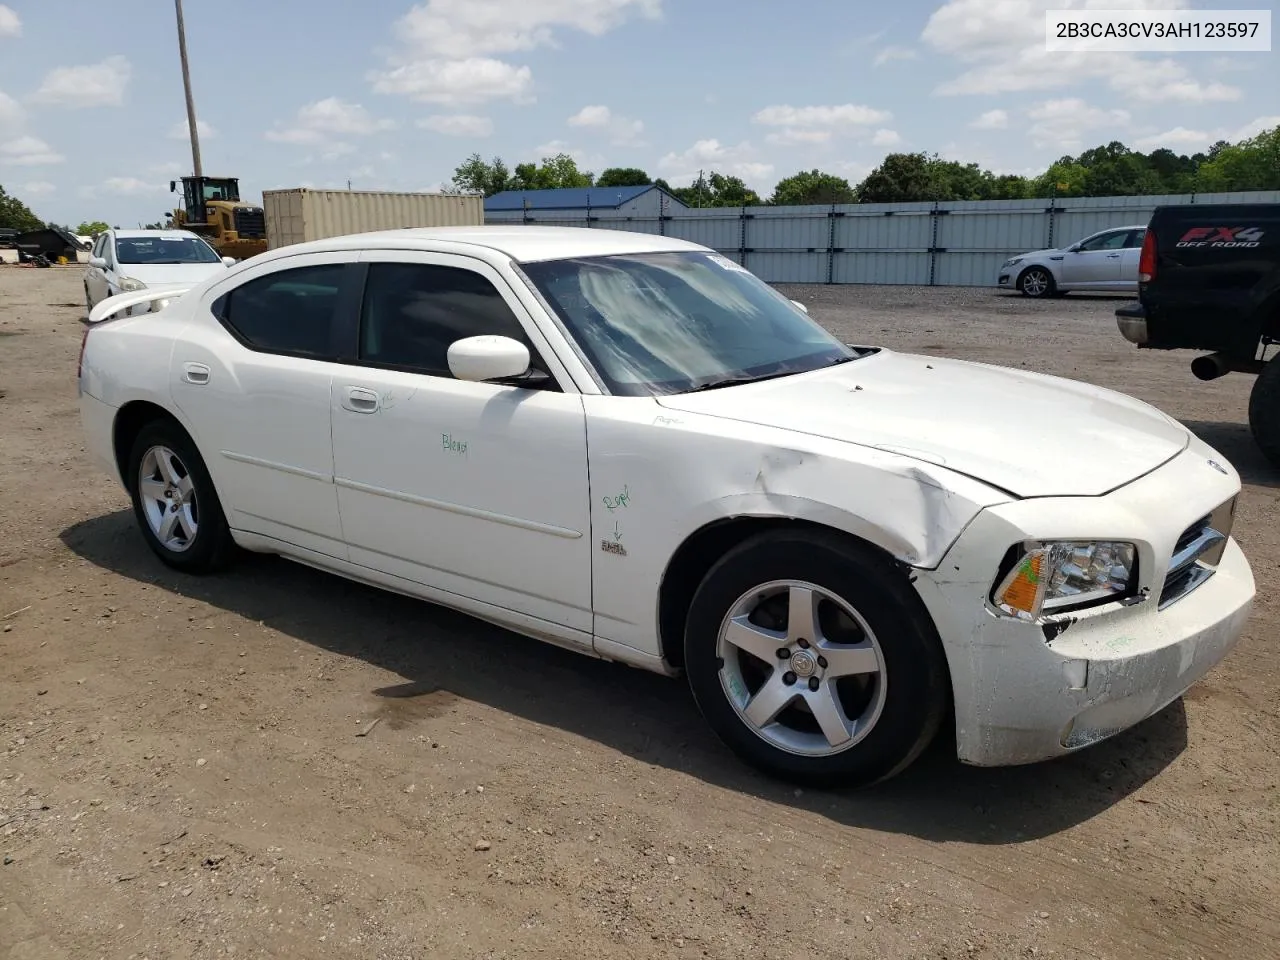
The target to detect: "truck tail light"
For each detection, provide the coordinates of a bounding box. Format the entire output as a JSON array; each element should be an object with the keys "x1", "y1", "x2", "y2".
[{"x1": 1138, "y1": 229, "x2": 1157, "y2": 282}]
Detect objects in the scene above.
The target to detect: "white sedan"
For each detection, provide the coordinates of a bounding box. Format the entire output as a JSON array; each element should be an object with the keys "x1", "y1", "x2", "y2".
[
  {"x1": 997, "y1": 224, "x2": 1149, "y2": 297},
  {"x1": 78, "y1": 226, "x2": 1254, "y2": 786},
  {"x1": 84, "y1": 228, "x2": 235, "y2": 316}
]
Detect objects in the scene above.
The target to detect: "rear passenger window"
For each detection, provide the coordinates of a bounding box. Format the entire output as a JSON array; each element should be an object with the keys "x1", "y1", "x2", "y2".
[
  {"x1": 216, "y1": 264, "x2": 344, "y2": 357},
  {"x1": 358, "y1": 262, "x2": 532, "y2": 377}
]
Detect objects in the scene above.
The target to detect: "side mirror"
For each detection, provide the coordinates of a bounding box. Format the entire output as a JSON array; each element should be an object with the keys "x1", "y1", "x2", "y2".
[
  {"x1": 1067, "y1": 244, "x2": 1081, "y2": 253},
  {"x1": 88, "y1": 256, "x2": 107, "y2": 269},
  {"x1": 221, "y1": 256, "x2": 236, "y2": 266},
  {"x1": 790, "y1": 300, "x2": 808, "y2": 314},
  {"x1": 448, "y1": 335, "x2": 531, "y2": 383},
  {"x1": 169, "y1": 181, "x2": 176, "y2": 193}
]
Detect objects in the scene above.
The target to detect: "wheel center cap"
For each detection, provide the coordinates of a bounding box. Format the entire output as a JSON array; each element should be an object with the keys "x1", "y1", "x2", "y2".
[{"x1": 789, "y1": 650, "x2": 818, "y2": 678}]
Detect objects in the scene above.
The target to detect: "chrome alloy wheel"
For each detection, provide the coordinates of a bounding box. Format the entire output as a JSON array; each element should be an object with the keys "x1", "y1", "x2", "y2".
[
  {"x1": 1021, "y1": 269, "x2": 1049, "y2": 296},
  {"x1": 716, "y1": 580, "x2": 888, "y2": 757},
  {"x1": 137, "y1": 445, "x2": 199, "y2": 552}
]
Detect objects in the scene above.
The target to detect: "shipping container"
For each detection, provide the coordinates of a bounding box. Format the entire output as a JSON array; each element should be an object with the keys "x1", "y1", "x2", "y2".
[{"x1": 262, "y1": 188, "x2": 484, "y2": 249}]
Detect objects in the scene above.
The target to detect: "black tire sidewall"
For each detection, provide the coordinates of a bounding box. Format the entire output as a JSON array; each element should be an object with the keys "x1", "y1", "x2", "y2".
[
  {"x1": 683, "y1": 531, "x2": 949, "y2": 787},
  {"x1": 1248, "y1": 360, "x2": 1280, "y2": 468},
  {"x1": 127, "y1": 419, "x2": 232, "y2": 572}
]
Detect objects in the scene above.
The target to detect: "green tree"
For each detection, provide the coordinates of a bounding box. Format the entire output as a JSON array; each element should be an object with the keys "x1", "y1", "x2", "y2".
[
  {"x1": 596, "y1": 167, "x2": 652, "y2": 187},
  {"x1": 770, "y1": 169, "x2": 855, "y2": 205},
  {"x1": 512, "y1": 153, "x2": 595, "y2": 190},
  {"x1": 855, "y1": 153, "x2": 940, "y2": 202},
  {"x1": 1196, "y1": 125, "x2": 1280, "y2": 192},
  {"x1": 1030, "y1": 158, "x2": 1090, "y2": 198},
  {"x1": 670, "y1": 171, "x2": 760, "y2": 207},
  {"x1": 76, "y1": 220, "x2": 111, "y2": 235},
  {"x1": 0, "y1": 183, "x2": 44, "y2": 232},
  {"x1": 450, "y1": 154, "x2": 514, "y2": 196}
]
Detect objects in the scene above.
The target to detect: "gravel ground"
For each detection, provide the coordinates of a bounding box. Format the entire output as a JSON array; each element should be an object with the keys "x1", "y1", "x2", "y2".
[{"x1": 2, "y1": 267, "x2": 1278, "y2": 960}]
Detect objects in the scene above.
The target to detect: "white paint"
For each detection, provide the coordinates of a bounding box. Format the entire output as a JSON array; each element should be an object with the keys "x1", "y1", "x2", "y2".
[{"x1": 77, "y1": 224, "x2": 1256, "y2": 770}]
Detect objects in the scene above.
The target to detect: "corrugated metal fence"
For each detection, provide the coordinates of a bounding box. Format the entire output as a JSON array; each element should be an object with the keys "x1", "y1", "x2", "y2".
[{"x1": 486, "y1": 190, "x2": 1280, "y2": 287}]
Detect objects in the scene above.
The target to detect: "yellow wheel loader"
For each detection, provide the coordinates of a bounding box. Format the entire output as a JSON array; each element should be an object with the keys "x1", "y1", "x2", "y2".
[{"x1": 169, "y1": 176, "x2": 267, "y2": 261}]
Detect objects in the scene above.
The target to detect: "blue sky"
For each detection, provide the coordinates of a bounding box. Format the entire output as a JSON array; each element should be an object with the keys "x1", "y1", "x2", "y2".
[{"x1": 0, "y1": 0, "x2": 1276, "y2": 227}]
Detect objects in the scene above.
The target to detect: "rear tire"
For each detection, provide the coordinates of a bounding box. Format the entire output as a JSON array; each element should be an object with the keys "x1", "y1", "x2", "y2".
[
  {"x1": 1248, "y1": 360, "x2": 1280, "y2": 469},
  {"x1": 683, "y1": 530, "x2": 950, "y2": 788},
  {"x1": 1018, "y1": 266, "x2": 1055, "y2": 298},
  {"x1": 127, "y1": 419, "x2": 235, "y2": 573}
]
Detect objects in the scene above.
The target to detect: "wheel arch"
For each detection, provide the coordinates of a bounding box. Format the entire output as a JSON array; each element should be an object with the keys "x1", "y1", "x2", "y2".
[
  {"x1": 112, "y1": 400, "x2": 197, "y2": 493},
  {"x1": 657, "y1": 515, "x2": 924, "y2": 673},
  {"x1": 1016, "y1": 262, "x2": 1057, "y2": 292}
]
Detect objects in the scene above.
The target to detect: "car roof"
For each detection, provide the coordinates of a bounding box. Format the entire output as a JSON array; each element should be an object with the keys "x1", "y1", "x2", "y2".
[
  {"x1": 262, "y1": 225, "x2": 709, "y2": 264},
  {"x1": 111, "y1": 228, "x2": 202, "y2": 239}
]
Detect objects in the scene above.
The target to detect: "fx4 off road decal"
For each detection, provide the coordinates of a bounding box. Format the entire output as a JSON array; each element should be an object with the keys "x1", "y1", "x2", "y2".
[{"x1": 1176, "y1": 226, "x2": 1266, "y2": 249}]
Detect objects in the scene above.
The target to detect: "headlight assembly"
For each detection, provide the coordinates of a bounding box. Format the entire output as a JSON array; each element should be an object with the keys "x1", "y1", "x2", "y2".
[
  {"x1": 1002, "y1": 257, "x2": 1023, "y2": 268},
  {"x1": 992, "y1": 541, "x2": 1137, "y2": 620},
  {"x1": 118, "y1": 276, "x2": 147, "y2": 292}
]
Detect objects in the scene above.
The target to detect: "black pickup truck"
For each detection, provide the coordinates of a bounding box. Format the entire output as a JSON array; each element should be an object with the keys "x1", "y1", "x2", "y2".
[{"x1": 1116, "y1": 202, "x2": 1280, "y2": 466}]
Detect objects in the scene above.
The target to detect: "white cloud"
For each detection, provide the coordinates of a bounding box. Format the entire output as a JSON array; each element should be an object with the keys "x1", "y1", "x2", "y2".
[
  {"x1": 167, "y1": 118, "x2": 216, "y2": 140},
  {"x1": 970, "y1": 108, "x2": 1008, "y2": 130},
  {"x1": 871, "y1": 128, "x2": 902, "y2": 147},
  {"x1": 568, "y1": 104, "x2": 611, "y2": 127},
  {"x1": 146, "y1": 160, "x2": 185, "y2": 177},
  {"x1": 266, "y1": 97, "x2": 395, "y2": 144},
  {"x1": 31, "y1": 55, "x2": 131, "y2": 107},
  {"x1": 754, "y1": 103, "x2": 892, "y2": 147},
  {"x1": 0, "y1": 5, "x2": 19, "y2": 38},
  {"x1": 1133, "y1": 115, "x2": 1280, "y2": 151},
  {"x1": 20, "y1": 180, "x2": 54, "y2": 196},
  {"x1": 0, "y1": 90, "x2": 22, "y2": 129},
  {"x1": 394, "y1": 0, "x2": 661, "y2": 57},
  {"x1": 1026, "y1": 98, "x2": 1130, "y2": 150},
  {"x1": 873, "y1": 46, "x2": 917, "y2": 67},
  {"x1": 418, "y1": 114, "x2": 494, "y2": 137},
  {"x1": 372, "y1": 0, "x2": 660, "y2": 106},
  {"x1": 753, "y1": 103, "x2": 891, "y2": 129},
  {"x1": 921, "y1": 0, "x2": 1240, "y2": 104},
  {"x1": 0, "y1": 135, "x2": 64, "y2": 166},
  {"x1": 102, "y1": 177, "x2": 162, "y2": 195},
  {"x1": 565, "y1": 104, "x2": 644, "y2": 145},
  {"x1": 371, "y1": 58, "x2": 532, "y2": 105},
  {"x1": 658, "y1": 138, "x2": 773, "y2": 186}
]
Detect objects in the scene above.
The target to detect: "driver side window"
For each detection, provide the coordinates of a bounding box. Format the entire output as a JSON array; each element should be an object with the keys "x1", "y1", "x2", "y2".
[
  {"x1": 357, "y1": 262, "x2": 556, "y2": 388},
  {"x1": 1078, "y1": 231, "x2": 1126, "y2": 252}
]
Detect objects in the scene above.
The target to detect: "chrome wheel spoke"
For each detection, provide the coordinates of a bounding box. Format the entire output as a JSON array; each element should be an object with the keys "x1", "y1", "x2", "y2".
[
  {"x1": 157, "y1": 508, "x2": 180, "y2": 544},
  {"x1": 155, "y1": 449, "x2": 180, "y2": 486},
  {"x1": 820, "y1": 642, "x2": 880, "y2": 678},
  {"x1": 175, "y1": 474, "x2": 195, "y2": 503},
  {"x1": 139, "y1": 477, "x2": 168, "y2": 503},
  {"x1": 743, "y1": 673, "x2": 796, "y2": 729},
  {"x1": 786, "y1": 585, "x2": 819, "y2": 645},
  {"x1": 807, "y1": 683, "x2": 854, "y2": 748},
  {"x1": 723, "y1": 615, "x2": 785, "y2": 663},
  {"x1": 176, "y1": 505, "x2": 197, "y2": 541}
]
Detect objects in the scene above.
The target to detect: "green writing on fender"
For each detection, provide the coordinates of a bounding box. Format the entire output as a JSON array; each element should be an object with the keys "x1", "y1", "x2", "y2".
[{"x1": 442, "y1": 434, "x2": 467, "y2": 456}]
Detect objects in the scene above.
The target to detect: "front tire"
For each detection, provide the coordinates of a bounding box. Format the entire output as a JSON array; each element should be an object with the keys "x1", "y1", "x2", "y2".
[
  {"x1": 1248, "y1": 360, "x2": 1280, "y2": 469},
  {"x1": 1018, "y1": 266, "x2": 1055, "y2": 298},
  {"x1": 127, "y1": 419, "x2": 235, "y2": 573},
  {"x1": 683, "y1": 530, "x2": 950, "y2": 788}
]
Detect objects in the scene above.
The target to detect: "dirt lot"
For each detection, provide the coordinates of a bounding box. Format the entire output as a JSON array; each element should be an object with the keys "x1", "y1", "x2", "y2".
[{"x1": 2, "y1": 266, "x2": 1277, "y2": 960}]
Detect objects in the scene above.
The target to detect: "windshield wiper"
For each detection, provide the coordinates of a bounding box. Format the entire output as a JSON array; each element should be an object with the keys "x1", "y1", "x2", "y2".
[{"x1": 687, "y1": 370, "x2": 797, "y2": 392}]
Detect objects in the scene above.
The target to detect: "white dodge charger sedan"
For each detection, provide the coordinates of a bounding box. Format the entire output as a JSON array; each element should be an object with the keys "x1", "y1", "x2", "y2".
[{"x1": 78, "y1": 226, "x2": 1254, "y2": 787}]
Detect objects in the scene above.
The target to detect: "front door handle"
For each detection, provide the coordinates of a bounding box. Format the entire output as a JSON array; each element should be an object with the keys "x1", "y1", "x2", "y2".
[
  {"x1": 1106, "y1": 253, "x2": 1121, "y2": 259},
  {"x1": 182, "y1": 362, "x2": 211, "y2": 385},
  {"x1": 342, "y1": 386, "x2": 380, "y2": 414}
]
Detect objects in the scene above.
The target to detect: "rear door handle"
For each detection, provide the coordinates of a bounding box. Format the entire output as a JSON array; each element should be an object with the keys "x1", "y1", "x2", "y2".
[
  {"x1": 182, "y1": 362, "x2": 210, "y2": 385},
  {"x1": 342, "y1": 386, "x2": 380, "y2": 414}
]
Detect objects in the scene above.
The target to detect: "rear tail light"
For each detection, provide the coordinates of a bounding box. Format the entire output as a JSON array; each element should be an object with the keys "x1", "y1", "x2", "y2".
[{"x1": 1138, "y1": 229, "x2": 1157, "y2": 282}]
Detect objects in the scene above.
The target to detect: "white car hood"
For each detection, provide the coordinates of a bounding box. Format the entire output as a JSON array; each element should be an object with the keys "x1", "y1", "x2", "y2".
[
  {"x1": 116, "y1": 262, "x2": 227, "y2": 288},
  {"x1": 654, "y1": 350, "x2": 1189, "y2": 498},
  {"x1": 1012, "y1": 248, "x2": 1061, "y2": 260}
]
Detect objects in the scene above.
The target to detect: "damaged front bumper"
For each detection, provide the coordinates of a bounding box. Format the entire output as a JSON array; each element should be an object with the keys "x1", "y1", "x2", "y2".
[{"x1": 912, "y1": 440, "x2": 1255, "y2": 767}]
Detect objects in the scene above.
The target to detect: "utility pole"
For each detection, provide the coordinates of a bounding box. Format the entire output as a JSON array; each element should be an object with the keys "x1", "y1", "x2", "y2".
[{"x1": 174, "y1": 0, "x2": 202, "y2": 179}]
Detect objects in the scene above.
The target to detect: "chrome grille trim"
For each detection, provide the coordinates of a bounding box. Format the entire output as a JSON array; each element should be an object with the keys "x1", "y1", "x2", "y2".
[{"x1": 1158, "y1": 497, "x2": 1237, "y2": 610}]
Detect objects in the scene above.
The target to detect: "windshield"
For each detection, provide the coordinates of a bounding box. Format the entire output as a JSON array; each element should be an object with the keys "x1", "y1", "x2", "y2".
[
  {"x1": 115, "y1": 236, "x2": 221, "y2": 265},
  {"x1": 519, "y1": 251, "x2": 856, "y2": 395}
]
